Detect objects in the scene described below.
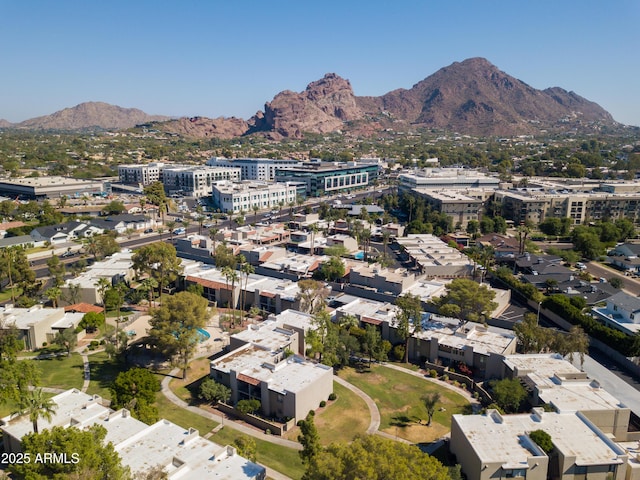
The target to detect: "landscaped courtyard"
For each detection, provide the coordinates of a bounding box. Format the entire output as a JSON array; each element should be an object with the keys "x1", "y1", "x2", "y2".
[{"x1": 338, "y1": 364, "x2": 471, "y2": 443}]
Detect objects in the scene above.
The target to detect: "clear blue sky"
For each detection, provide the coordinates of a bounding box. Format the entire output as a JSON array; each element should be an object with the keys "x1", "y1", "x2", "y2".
[{"x1": 2, "y1": 0, "x2": 639, "y2": 126}]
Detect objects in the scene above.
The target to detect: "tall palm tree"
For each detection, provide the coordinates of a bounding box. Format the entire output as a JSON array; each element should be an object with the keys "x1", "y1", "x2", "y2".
[
  {"x1": 278, "y1": 200, "x2": 284, "y2": 219},
  {"x1": 288, "y1": 201, "x2": 295, "y2": 219},
  {"x1": 181, "y1": 219, "x2": 190, "y2": 237},
  {"x1": 13, "y1": 388, "x2": 57, "y2": 434},
  {"x1": 309, "y1": 223, "x2": 319, "y2": 256},
  {"x1": 95, "y1": 277, "x2": 111, "y2": 314},
  {"x1": 222, "y1": 266, "x2": 240, "y2": 326},
  {"x1": 140, "y1": 277, "x2": 159, "y2": 308},
  {"x1": 361, "y1": 228, "x2": 371, "y2": 261},
  {"x1": 209, "y1": 227, "x2": 219, "y2": 258},
  {"x1": 252, "y1": 204, "x2": 260, "y2": 225},
  {"x1": 241, "y1": 260, "x2": 255, "y2": 317},
  {"x1": 166, "y1": 220, "x2": 177, "y2": 242}
]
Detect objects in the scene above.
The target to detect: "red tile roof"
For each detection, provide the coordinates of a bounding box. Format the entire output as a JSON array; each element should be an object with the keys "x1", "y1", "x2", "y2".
[{"x1": 64, "y1": 303, "x2": 103, "y2": 313}]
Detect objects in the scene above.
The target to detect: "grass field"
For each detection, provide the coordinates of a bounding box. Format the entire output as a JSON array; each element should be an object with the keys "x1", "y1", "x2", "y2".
[
  {"x1": 338, "y1": 364, "x2": 470, "y2": 443},
  {"x1": 168, "y1": 358, "x2": 212, "y2": 404},
  {"x1": 24, "y1": 353, "x2": 84, "y2": 391},
  {"x1": 154, "y1": 392, "x2": 218, "y2": 436},
  {"x1": 0, "y1": 392, "x2": 56, "y2": 419},
  {"x1": 210, "y1": 427, "x2": 304, "y2": 480},
  {"x1": 284, "y1": 381, "x2": 369, "y2": 446},
  {"x1": 85, "y1": 351, "x2": 125, "y2": 399}
]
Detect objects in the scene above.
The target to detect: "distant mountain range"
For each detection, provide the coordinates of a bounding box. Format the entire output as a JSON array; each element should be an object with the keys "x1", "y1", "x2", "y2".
[{"x1": 1, "y1": 58, "x2": 619, "y2": 137}]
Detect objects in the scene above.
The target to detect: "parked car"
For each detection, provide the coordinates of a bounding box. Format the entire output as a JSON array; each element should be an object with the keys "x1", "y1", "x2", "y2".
[
  {"x1": 144, "y1": 228, "x2": 154, "y2": 234},
  {"x1": 60, "y1": 250, "x2": 76, "y2": 258},
  {"x1": 172, "y1": 227, "x2": 186, "y2": 235}
]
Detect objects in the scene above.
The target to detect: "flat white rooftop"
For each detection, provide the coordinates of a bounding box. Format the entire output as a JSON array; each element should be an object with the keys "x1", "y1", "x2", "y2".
[
  {"x1": 212, "y1": 345, "x2": 331, "y2": 395},
  {"x1": 232, "y1": 320, "x2": 296, "y2": 352},
  {"x1": 414, "y1": 315, "x2": 515, "y2": 355},
  {"x1": 0, "y1": 305, "x2": 64, "y2": 330},
  {"x1": 504, "y1": 354, "x2": 583, "y2": 389},
  {"x1": 454, "y1": 409, "x2": 626, "y2": 467},
  {"x1": 273, "y1": 309, "x2": 315, "y2": 332}
]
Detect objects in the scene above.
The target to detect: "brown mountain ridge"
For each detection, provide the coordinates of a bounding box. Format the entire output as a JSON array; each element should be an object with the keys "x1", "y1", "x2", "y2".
[{"x1": 4, "y1": 58, "x2": 617, "y2": 137}]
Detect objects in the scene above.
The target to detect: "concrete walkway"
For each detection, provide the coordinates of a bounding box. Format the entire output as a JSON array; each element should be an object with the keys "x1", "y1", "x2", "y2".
[
  {"x1": 81, "y1": 353, "x2": 90, "y2": 393},
  {"x1": 333, "y1": 376, "x2": 380, "y2": 434}
]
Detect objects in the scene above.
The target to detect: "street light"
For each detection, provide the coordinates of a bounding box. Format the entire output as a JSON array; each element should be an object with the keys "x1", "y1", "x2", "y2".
[{"x1": 537, "y1": 301, "x2": 542, "y2": 325}]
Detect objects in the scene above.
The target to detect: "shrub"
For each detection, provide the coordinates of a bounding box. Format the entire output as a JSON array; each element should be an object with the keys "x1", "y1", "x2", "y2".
[
  {"x1": 328, "y1": 393, "x2": 337, "y2": 401},
  {"x1": 319, "y1": 401, "x2": 326, "y2": 408},
  {"x1": 529, "y1": 429, "x2": 553, "y2": 453},
  {"x1": 429, "y1": 369, "x2": 438, "y2": 378},
  {"x1": 308, "y1": 409, "x2": 315, "y2": 417},
  {"x1": 90, "y1": 340, "x2": 99, "y2": 347},
  {"x1": 392, "y1": 345, "x2": 405, "y2": 361},
  {"x1": 442, "y1": 374, "x2": 449, "y2": 382}
]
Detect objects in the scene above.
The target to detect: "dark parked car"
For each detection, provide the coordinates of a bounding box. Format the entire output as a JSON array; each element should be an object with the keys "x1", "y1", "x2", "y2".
[{"x1": 144, "y1": 228, "x2": 154, "y2": 234}]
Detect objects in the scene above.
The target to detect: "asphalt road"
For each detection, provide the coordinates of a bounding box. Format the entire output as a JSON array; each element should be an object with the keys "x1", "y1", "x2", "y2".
[{"x1": 585, "y1": 261, "x2": 640, "y2": 296}]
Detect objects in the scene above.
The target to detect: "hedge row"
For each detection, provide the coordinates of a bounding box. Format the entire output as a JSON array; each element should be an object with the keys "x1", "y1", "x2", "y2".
[{"x1": 543, "y1": 294, "x2": 639, "y2": 357}]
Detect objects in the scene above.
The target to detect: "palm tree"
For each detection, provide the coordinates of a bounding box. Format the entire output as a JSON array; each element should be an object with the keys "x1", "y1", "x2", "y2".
[
  {"x1": 288, "y1": 201, "x2": 295, "y2": 219},
  {"x1": 222, "y1": 266, "x2": 239, "y2": 325},
  {"x1": 296, "y1": 195, "x2": 305, "y2": 213},
  {"x1": 309, "y1": 223, "x2": 319, "y2": 256},
  {"x1": 209, "y1": 227, "x2": 219, "y2": 257},
  {"x1": 361, "y1": 228, "x2": 371, "y2": 261},
  {"x1": 422, "y1": 392, "x2": 440, "y2": 426},
  {"x1": 166, "y1": 220, "x2": 177, "y2": 242},
  {"x1": 45, "y1": 286, "x2": 62, "y2": 308},
  {"x1": 181, "y1": 219, "x2": 190, "y2": 237},
  {"x1": 241, "y1": 260, "x2": 255, "y2": 317},
  {"x1": 95, "y1": 277, "x2": 111, "y2": 315},
  {"x1": 140, "y1": 277, "x2": 159, "y2": 308},
  {"x1": 278, "y1": 200, "x2": 284, "y2": 218},
  {"x1": 2, "y1": 247, "x2": 17, "y2": 302},
  {"x1": 252, "y1": 204, "x2": 260, "y2": 225},
  {"x1": 13, "y1": 388, "x2": 57, "y2": 434}
]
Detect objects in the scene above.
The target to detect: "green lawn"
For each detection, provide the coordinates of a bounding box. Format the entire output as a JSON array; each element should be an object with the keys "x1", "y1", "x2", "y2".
[
  {"x1": 24, "y1": 353, "x2": 84, "y2": 390},
  {"x1": 155, "y1": 392, "x2": 218, "y2": 436},
  {"x1": 85, "y1": 351, "x2": 126, "y2": 399},
  {"x1": 307, "y1": 381, "x2": 369, "y2": 445},
  {"x1": 338, "y1": 364, "x2": 470, "y2": 443},
  {"x1": 211, "y1": 427, "x2": 304, "y2": 480}
]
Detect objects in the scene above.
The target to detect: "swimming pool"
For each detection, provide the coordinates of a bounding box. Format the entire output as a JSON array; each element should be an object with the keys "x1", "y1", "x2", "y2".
[
  {"x1": 354, "y1": 251, "x2": 364, "y2": 260},
  {"x1": 196, "y1": 328, "x2": 211, "y2": 343}
]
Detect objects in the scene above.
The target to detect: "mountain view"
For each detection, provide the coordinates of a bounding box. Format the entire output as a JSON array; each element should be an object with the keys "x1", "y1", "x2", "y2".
[{"x1": 3, "y1": 58, "x2": 617, "y2": 138}]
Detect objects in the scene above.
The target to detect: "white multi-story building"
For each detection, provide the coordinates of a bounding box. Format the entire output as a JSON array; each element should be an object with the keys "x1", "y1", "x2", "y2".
[
  {"x1": 206, "y1": 158, "x2": 302, "y2": 181},
  {"x1": 118, "y1": 162, "x2": 164, "y2": 186},
  {"x1": 212, "y1": 180, "x2": 298, "y2": 213},
  {"x1": 162, "y1": 166, "x2": 241, "y2": 198}
]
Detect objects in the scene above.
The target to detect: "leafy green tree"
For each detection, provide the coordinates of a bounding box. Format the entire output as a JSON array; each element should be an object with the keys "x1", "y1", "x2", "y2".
[
  {"x1": 609, "y1": 277, "x2": 624, "y2": 289},
  {"x1": 101, "y1": 200, "x2": 126, "y2": 215},
  {"x1": 297, "y1": 279, "x2": 330, "y2": 314},
  {"x1": 52, "y1": 328, "x2": 77, "y2": 356},
  {"x1": 12, "y1": 387, "x2": 57, "y2": 434},
  {"x1": 132, "y1": 242, "x2": 182, "y2": 302},
  {"x1": 0, "y1": 246, "x2": 35, "y2": 303},
  {"x1": 490, "y1": 378, "x2": 527, "y2": 413},
  {"x1": 236, "y1": 399, "x2": 261, "y2": 415},
  {"x1": 110, "y1": 368, "x2": 160, "y2": 424},
  {"x1": 319, "y1": 256, "x2": 345, "y2": 282},
  {"x1": 422, "y1": 392, "x2": 440, "y2": 426},
  {"x1": 79, "y1": 312, "x2": 104, "y2": 333},
  {"x1": 13, "y1": 425, "x2": 130, "y2": 479},
  {"x1": 304, "y1": 434, "x2": 449, "y2": 480},
  {"x1": 233, "y1": 436, "x2": 257, "y2": 462},
  {"x1": 571, "y1": 226, "x2": 605, "y2": 260},
  {"x1": 149, "y1": 291, "x2": 208, "y2": 380},
  {"x1": 213, "y1": 243, "x2": 238, "y2": 269},
  {"x1": 361, "y1": 324, "x2": 387, "y2": 366},
  {"x1": 199, "y1": 378, "x2": 231, "y2": 405},
  {"x1": 432, "y1": 278, "x2": 497, "y2": 324},
  {"x1": 298, "y1": 412, "x2": 321, "y2": 467},
  {"x1": 46, "y1": 255, "x2": 66, "y2": 287}
]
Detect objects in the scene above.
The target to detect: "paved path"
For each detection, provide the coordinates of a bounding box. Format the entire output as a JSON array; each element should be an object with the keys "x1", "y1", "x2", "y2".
[
  {"x1": 333, "y1": 375, "x2": 380, "y2": 434},
  {"x1": 81, "y1": 353, "x2": 90, "y2": 393}
]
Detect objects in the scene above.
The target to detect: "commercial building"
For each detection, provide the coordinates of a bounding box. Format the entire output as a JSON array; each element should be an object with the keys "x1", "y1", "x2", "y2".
[
  {"x1": 212, "y1": 181, "x2": 299, "y2": 213},
  {"x1": 0, "y1": 176, "x2": 106, "y2": 199},
  {"x1": 274, "y1": 162, "x2": 379, "y2": 197},
  {"x1": 398, "y1": 168, "x2": 501, "y2": 193},
  {"x1": 1, "y1": 389, "x2": 265, "y2": 479},
  {"x1": 161, "y1": 165, "x2": 241, "y2": 197},
  {"x1": 494, "y1": 188, "x2": 640, "y2": 226},
  {"x1": 451, "y1": 409, "x2": 628, "y2": 480},
  {"x1": 117, "y1": 162, "x2": 164, "y2": 186},
  {"x1": 411, "y1": 189, "x2": 485, "y2": 230},
  {"x1": 206, "y1": 157, "x2": 302, "y2": 181}
]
